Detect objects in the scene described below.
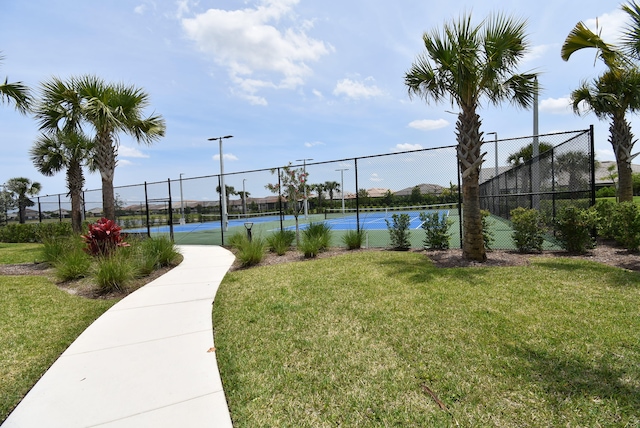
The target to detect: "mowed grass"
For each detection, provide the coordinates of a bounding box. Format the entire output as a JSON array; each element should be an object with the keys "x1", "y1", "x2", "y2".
[
  {"x1": 0, "y1": 243, "x2": 44, "y2": 264},
  {"x1": 0, "y1": 245, "x2": 116, "y2": 422},
  {"x1": 213, "y1": 251, "x2": 640, "y2": 427}
]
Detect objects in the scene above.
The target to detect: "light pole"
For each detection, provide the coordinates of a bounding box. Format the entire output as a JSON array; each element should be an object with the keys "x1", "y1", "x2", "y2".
[
  {"x1": 336, "y1": 168, "x2": 348, "y2": 214},
  {"x1": 179, "y1": 173, "x2": 185, "y2": 225},
  {"x1": 486, "y1": 132, "x2": 498, "y2": 178},
  {"x1": 296, "y1": 158, "x2": 313, "y2": 219},
  {"x1": 208, "y1": 135, "x2": 233, "y2": 231},
  {"x1": 242, "y1": 178, "x2": 247, "y2": 217}
]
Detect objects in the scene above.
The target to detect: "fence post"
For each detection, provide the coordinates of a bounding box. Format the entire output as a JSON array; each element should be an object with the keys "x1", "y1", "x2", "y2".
[
  {"x1": 144, "y1": 182, "x2": 151, "y2": 238},
  {"x1": 355, "y1": 158, "x2": 360, "y2": 233},
  {"x1": 167, "y1": 178, "x2": 174, "y2": 242},
  {"x1": 277, "y1": 167, "x2": 283, "y2": 231},
  {"x1": 589, "y1": 124, "x2": 596, "y2": 207},
  {"x1": 218, "y1": 175, "x2": 225, "y2": 245}
]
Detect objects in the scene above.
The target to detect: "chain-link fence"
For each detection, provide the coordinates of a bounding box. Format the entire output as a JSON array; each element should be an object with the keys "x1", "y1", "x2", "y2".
[{"x1": 8, "y1": 128, "x2": 594, "y2": 249}]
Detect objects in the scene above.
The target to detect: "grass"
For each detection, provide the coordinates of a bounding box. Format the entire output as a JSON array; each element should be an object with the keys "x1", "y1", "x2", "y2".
[
  {"x1": 213, "y1": 251, "x2": 640, "y2": 427},
  {"x1": 0, "y1": 275, "x2": 116, "y2": 422},
  {"x1": 0, "y1": 243, "x2": 43, "y2": 264}
]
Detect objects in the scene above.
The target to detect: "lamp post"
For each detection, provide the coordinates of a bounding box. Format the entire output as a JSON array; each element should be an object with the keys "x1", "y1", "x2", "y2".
[
  {"x1": 208, "y1": 135, "x2": 233, "y2": 231},
  {"x1": 242, "y1": 178, "x2": 247, "y2": 217},
  {"x1": 179, "y1": 173, "x2": 185, "y2": 225},
  {"x1": 296, "y1": 158, "x2": 313, "y2": 219},
  {"x1": 336, "y1": 168, "x2": 348, "y2": 214},
  {"x1": 486, "y1": 132, "x2": 498, "y2": 178}
]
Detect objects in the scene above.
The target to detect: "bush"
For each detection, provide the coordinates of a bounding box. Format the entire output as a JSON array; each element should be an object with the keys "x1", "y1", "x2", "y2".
[
  {"x1": 236, "y1": 236, "x2": 265, "y2": 267},
  {"x1": 137, "y1": 236, "x2": 181, "y2": 274},
  {"x1": 0, "y1": 222, "x2": 73, "y2": 243},
  {"x1": 267, "y1": 230, "x2": 296, "y2": 255},
  {"x1": 554, "y1": 206, "x2": 597, "y2": 254},
  {"x1": 510, "y1": 207, "x2": 545, "y2": 253},
  {"x1": 41, "y1": 235, "x2": 81, "y2": 264},
  {"x1": 54, "y1": 248, "x2": 92, "y2": 281},
  {"x1": 94, "y1": 250, "x2": 138, "y2": 293},
  {"x1": 83, "y1": 218, "x2": 129, "y2": 257},
  {"x1": 595, "y1": 186, "x2": 617, "y2": 198},
  {"x1": 385, "y1": 213, "x2": 411, "y2": 251},
  {"x1": 481, "y1": 210, "x2": 495, "y2": 251},
  {"x1": 227, "y1": 232, "x2": 249, "y2": 249},
  {"x1": 610, "y1": 202, "x2": 640, "y2": 251},
  {"x1": 303, "y1": 222, "x2": 332, "y2": 251},
  {"x1": 593, "y1": 199, "x2": 618, "y2": 240},
  {"x1": 342, "y1": 228, "x2": 365, "y2": 250},
  {"x1": 419, "y1": 211, "x2": 451, "y2": 250},
  {"x1": 299, "y1": 234, "x2": 324, "y2": 258}
]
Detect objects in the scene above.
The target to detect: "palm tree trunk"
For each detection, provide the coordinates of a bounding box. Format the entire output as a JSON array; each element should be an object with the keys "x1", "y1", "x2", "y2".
[
  {"x1": 67, "y1": 161, "x2": 85, "y2": 233},
  {"x1": 457, "y1": 108, "x2": 486, "y2": 262},
  {"x1": 611, "y1": 116, "x2": 635, "y2": 202},
  {"x1": 96, "y1": 133, "x2": 117, "y2": 220}
]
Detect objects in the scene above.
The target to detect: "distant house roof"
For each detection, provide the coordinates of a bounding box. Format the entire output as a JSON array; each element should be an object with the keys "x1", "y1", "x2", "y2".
[
  {"x1": 394, "y1": 183, "x2": 446, "y2": 196},
  {"x1": 366, "y1": 188, "x2": 391, "y2": 198}
]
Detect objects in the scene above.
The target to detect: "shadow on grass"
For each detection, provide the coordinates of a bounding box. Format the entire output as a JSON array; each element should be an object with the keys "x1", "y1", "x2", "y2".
[
  {"x1": 508, "y1": 345, "x2": 640, "y2": 412},
  {"x1": 533, "y1": 259, "x2": 640, "y2": 288}
]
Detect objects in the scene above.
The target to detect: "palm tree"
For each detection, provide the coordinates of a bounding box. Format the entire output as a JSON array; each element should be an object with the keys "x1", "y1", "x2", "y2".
[
  {"x1": 506, "y1": 142, "x2": 553, "y2": 166},
  {"x1": 6, "y1": 177, "x2": 41, "y2": 224},
  {"x1": 30, "y1": 130, "x2": 94, "y2": 233},
  {"x1": 561, "y1": 2, "x2": 640, "y2": 202},
  {"x1": 0, "y1": 53, "x2": 32, "y2": 114},
  {"x1": 76, "y1": 75, "x2": 165, "y2": 220},
  {"x1": 556, "y1": 150, "x2": 592, "y2": 191},
  {"x1": 324, "y1": 181, "x2": 340, "y2": 208},
  {"x1": 310, "y1": 183, "x2": 326, "y2": 211},
  {"x1": 405, "y1": 13, "x2": 538, "y2": 261}
]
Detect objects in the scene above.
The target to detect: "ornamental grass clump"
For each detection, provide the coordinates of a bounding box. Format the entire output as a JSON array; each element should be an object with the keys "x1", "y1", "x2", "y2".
[
  {"x1": 342, "y1": 228, "x2": 365, "y2": 250},
  {"x1": 266, "y1": 230, "x2": 296, "y2": 255}
]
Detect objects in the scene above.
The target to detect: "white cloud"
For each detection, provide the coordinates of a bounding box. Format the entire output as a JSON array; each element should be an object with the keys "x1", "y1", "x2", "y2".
[
  {"x1": 119, "y1": 145, "x2": 150, "y2": 158},
  {"x1": 370, "y1": 173, "x2": 383, "y2": 182},
  {"x1": 134, "y1": 4, "x2": 146, "y2": 14},
  {"x1": 182, "y1": 0, "x2": 333, "y2": 104},
  {"x1": 304, "y1": 141, "x2": 324, "y2": 148},
  {"x1": 584, "y1": 8, "x2": 627, "y2": 43},
  {"x1": 522, "y1": 44, "x2": 553, "y2": 65},
  {"x1": 408, "y1": 119, "x2": 449, "y2": 131},
  {"x1": 539, "y1": 96, "x2": 572, "y2": 114},
  {"x1": 118, "y1": 159, "x2": 134, "y2": 167},
  {"x1": 394, "y1": 143, "x2": 424, "y2": 152},
  {"x1": 312, "y1": 89, "x2": 323, "y2": 99},
  {"x1": 333, "y1": 77, "x2": 385, "y2": 100},
  {"x1": 213, "y1": 153, "x2": 239, "y2": 161}
]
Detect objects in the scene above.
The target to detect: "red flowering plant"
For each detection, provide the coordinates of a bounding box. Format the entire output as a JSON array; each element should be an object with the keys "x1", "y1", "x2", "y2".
[{"x1": 82, "y1": 217, "x2": 130, "y2": 257}]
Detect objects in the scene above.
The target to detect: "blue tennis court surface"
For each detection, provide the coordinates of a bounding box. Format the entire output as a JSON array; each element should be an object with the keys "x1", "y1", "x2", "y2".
[
  {"x1": 288, "y1": 208, "x2": 452, "y2": 231},
  {"x1": 124, "y1": 214, "x2": 294, "y2": 234}
]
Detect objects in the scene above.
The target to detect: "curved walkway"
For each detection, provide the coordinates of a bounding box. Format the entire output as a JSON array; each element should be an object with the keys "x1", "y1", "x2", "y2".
[{"x1": 2, "y1": 245, "x2": 236, "y2": 428}]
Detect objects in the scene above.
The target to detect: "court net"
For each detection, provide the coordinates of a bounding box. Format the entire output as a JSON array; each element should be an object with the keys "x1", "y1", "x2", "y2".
[
  {"x1": 324, "y1": 203, "x2": 459, "y2": 220},
  {"x1": 201, "y1": 211, "x2": 281, "y2": 223}
]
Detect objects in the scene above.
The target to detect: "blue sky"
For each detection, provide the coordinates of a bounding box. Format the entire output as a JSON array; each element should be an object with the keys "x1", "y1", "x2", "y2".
[{"x1": 0, "y1": 0, "x2": 633, "y2": 199}]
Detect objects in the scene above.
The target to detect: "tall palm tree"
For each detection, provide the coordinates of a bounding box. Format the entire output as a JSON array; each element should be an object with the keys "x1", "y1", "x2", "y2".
[
  {"x1": 76, "y1": 75, "x2": 165, "y2": 220},
  {"x1": 561, "y1": 2, "x2": 640, "y2": 202},
  {"x1": 6, "y1": 177, "x2": 41, "y2": 224},
  {"x1": 324, "y1": 181, "x2": 340, "y2": 208},
  {"x1": 405, "y1": 13, "x2": 538, "y2": 261},
  {"x1": 0, "y1": 53, "x2": 32, "y2": 114},
  {"x1": 30, "y1": 130, "x2": 94, "y2": 233}
]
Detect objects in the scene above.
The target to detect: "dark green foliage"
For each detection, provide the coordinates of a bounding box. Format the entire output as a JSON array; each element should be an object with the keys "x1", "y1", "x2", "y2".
[
  {"x1": 596, "y1": 186, "x2": 617, "y2": 198},
  {"x1": 55, "y1": 249, "x2": 92, "y2": 281},
  {"x1": 481, "y1": 210, "x2": 495, "y2": 251},
  {"x1": 0, "y1": 222, "x2": 73, "y2": 243},
  {"x1": 510, "y1": 207, "x2": 546, "y2": 253},
  {"x1": 139, "y1": 236, "x2": 181, "y2": 270},
  {"x1": 236, "y1": 236, "x2": 265, "y2": 267},
  {"x1": 342, "y1": 228, "x2": 365, "y2": 250},
  {"x1": 299, "y1": 235, "x2": 324, "y2": 258},
  {"x1": 419, "y1": 211, "x2": 451, "y2": 250},
  {"x1": 593, "y1": 199, "x2": 618, "y2": 239},
  {"x1": 385, "y1": 213, "x2": 411, "y2": 251},
  {"x1": 610, "y1": 201, "x2": 640, "y2": 251},
  {"x1": 266, "y1": 230, "x2": 296, "y2": 256},
  {"x1": 554, "y1": 206, "x2": 597, "y2": 254},
  {"x1": 94, "y1": 250, "x2": 137, "y2": 293},
  {"x1": 227, "y1": 232, "x2": 249, "y2": 249}
]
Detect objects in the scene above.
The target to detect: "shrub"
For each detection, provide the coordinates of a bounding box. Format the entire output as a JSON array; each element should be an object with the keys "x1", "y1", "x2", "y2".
[
  {"x1": 54, "y1": 248, "x2": 92, "y2": 281},
  {"x1": 236, "y1": 236, "x2": 265, "y2": 267},
  {"x1": 303, "y1": 222, "x2": 332, "y2": 251},
  {"x1": 385, "y1": 213, "x2": 411, "y2": 251},
  {"x1": 342, "y1": 228, "x2": 365, "y2": 250},
  {"x1": 419, "y1": 211, "x2": 451, "y2": 250},
  {"x1": 554, "y1": 206, "x2": 597, "y2": 254},
  {"x1": 0, "y1": 222, "x2": 74, "y2": 243},
  {"x1": 299, "y1": 234, "x2": 324, "y2": 258},
  {"x1": 266, "y1": 230, "x2": 296, "y2": 255},
  {"x1": 510, "y1": 207, "x2": 545, "y2": 253},
  {"x1": 481, "y1": 210, "x2": 495, "y2": 251},
  {"x1": 41, "y1": 235, "x2": 81, "y2": 264},
  {"x1": 82, "y1": 218, "x2": 129, "y2": 257},
  {"x1": 94, "y1": 250, "x2": 137, "y2": 293},
  {"x1": 610, "y1": 201, "x2": 640, "y2": 251},
  {"x1": 227, "y1": 232, "x2": 249, "y2": 249},
  {"x1": 593, "y1": 199, "x2": 618, "y2": 240},
  {"x1": 137, "y1": 236, "x2": 181, "y2": 274},
  {"x1": 595, "y1": 186, "x2": 617, "y2": 198}
]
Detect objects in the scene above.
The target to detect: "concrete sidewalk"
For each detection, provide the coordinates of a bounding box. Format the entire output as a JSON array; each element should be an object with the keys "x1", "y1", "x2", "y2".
[{"x1": 2, "y1": 245, "x2": 236, "y2": 428}]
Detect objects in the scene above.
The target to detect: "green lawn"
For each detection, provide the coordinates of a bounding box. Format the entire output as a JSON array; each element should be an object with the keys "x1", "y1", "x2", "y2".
[
  {"x1": 213, "y1": 251, "x2": 640, "y2": 427},
  {"x1": 0, "y1": 245, "x2": 116, "y2": 423},
  {"x1": 0, "y1": 243, "x2": 44, "y2": 264}
]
